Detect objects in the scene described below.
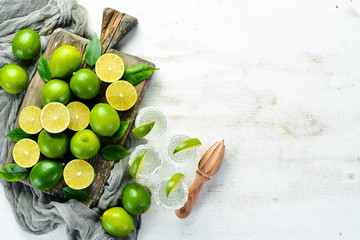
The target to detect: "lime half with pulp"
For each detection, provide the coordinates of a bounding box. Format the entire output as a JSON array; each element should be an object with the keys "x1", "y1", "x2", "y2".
[
  {"x1": 166, "y1": 173, "x2": 185, "y2": 197},
  {"x1": 129, "y1": 152, "x2": 146, "y2": 179},
  {"x1": 132, "y1": 121, "x2": 155, "y2": 138},
  {"x1": 173, "y1": 138, "x2": 202, "y2": 154}
]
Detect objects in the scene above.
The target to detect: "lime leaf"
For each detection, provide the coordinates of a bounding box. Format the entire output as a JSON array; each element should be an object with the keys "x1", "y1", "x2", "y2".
[
  {"x1": 101, "y1": 145, "x2": 131, "y2": 161},
  {"x1": 107, "y1": 119, "x2": 134, "y2": 142},
  {"x1": 121, "y1": 64, "x2": 159, "y2": 85},
  {"x1": 0, "y1": 164, "x2": 28, "y2": 182},
  {"x1": 5, "y1": 127, "x2": 32, "y2": 142},
  {"x1": 85, "y1": 33, "x2": 101, "y2": 67},
  {"x1": 63, "y1": 187, "x2": 96, "y2": 202},
  {"x1": 37, "y1": 53, "x2": 52, "y2": 83},
  {"x1": 132, "y1": 121, "x2": 155, "y2": 138}
]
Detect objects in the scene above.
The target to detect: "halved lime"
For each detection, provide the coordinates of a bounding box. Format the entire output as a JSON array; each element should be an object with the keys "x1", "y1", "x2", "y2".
[
  {"x1": 95, "y1": 53, "x2": 125, "y2": 83},
  {"x1": 166, "y1": 173, "x2": 185, "y2": 197},
  {"x1": 173, "y1": 138, "x2": 202, "y2": 154},
  {"x1": 129, "y1": 152, "x2": 146, "y2": 179},
  {"x1": 19, "y1": 106, "x2": 42, "y2": 134},
  {"x1": 132, "y1": 121, "x2": 155, "y2": 138},
  {"x1": 40, "y1": 102, "x2": 70, "y2": 133},
  {"x1": 67, "y1": 101, "x2": 90, "y2": 131},
  {"x1": 63, "y1": 159, "x2": 95, "y2": 190},
  {"x1": 13, "y1": 138, "x2": 40, "y2": 168},
  {"x1": 106, "y1": 80, "x2": 137, "y2": 111}
]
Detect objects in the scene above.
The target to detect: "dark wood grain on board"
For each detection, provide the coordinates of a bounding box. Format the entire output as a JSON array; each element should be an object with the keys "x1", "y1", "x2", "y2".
[
  {"x1": 5, "y1": 9, "x2": 155, "y2": 207},
  {"x1": 101, "y1": 8, "x2": 138, "y2": 53}
]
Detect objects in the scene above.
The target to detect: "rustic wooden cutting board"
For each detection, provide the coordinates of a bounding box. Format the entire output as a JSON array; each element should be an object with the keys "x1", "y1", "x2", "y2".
[{"x1": 5, "y1": 8, "x2": 155, "y2": 207}]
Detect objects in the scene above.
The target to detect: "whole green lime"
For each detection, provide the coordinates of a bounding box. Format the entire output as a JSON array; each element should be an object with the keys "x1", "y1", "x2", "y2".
[
  {"x1": 0, "y1": 64, "x2": 28, "y2": 94},
  {"x1": 122, "y1": 182, "x2": 151, "y2": 215},
  {"x1": 90, "y1": 103, "x2": 120, "y2": 137},
  {"x1": 49, "y1": 45, "x2": 82, "y2": 79},
  {"x1": 70, "y1": 129, "x2": 100, "y2": 159},
  {"x1": 30, "y1": 160, "x2": 63, "y2": 191},
  {"x1": 70, "y1": 69, "x2": 100, "y2": 100},
  {"x1": 12, "y1": 29, "x2": 41, "y2": 61},
  {"x1": 41, "y1": 79, "x2": 71, "y2": 106},
  {"x1": 101, "y1": 207, "x2": 135, "y2": 237},
  {"x1": 37, "y1": 129, "x2": 69, "y2": 159}
]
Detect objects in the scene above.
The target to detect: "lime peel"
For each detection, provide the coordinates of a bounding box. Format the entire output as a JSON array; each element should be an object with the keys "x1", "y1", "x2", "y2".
[
  {"x1": 129, "y1": 151, "x2": 146, "y2": 179},
  {"x1": 173, "y1": 138, "x2": 202, "y2": 154},
  {"x1": 166, "y1": 173, "x2": 185, "y2": 197},
  {"x1": 132, "y1": 121, "x2": 155, "y2": 138}
]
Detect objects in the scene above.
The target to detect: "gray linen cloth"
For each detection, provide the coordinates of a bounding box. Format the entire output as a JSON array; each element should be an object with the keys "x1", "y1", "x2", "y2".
[{"x1": 0, "y1": 0, "x2": 141, "y2": 239}]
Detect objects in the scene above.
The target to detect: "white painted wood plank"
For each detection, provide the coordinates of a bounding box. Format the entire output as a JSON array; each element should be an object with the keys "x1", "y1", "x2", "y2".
[{"x1": 2, "y1": 0, "x2": 360, "y2": 239}]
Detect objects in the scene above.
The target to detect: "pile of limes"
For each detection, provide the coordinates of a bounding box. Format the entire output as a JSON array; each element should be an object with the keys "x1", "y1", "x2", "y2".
[
  {"x1": 0, "y1": 29, "x2": 40, "y2": 94},
  {"x1": 11, "y1": 42, "x2": 139, "y2": 190},
  {"x1": 0, "y1": 29, "x2": 153, "y2": 237}
]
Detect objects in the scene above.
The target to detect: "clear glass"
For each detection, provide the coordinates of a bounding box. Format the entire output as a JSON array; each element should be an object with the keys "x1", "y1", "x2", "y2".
[
  {"x1": 135, "y1": 107, "x2": 167, "y2": 139},
  {"x1": 128, "y1": 144, "x2": 162, "y2": 178},
  {"x1": 164, "y1": 135, "x2": 196, "y2": 167},
  {"x1": 155, "y1": 177, "x2": 188, "y2": 209}
]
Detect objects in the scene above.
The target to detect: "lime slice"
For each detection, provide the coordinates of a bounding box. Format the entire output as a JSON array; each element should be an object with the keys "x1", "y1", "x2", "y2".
[
  {"x1": 166, "y1": 173, "x2": 185, "y2": 197},
  {"x1": 132, "y1": 121, "x2": 155, "y2": 138},
  {"x1": 173, "y1": 138, "x2": 202, "y2": 154},
  {"x1": 66, "y1": 101, "x2": 90, "y2": 131},
  {"x1": 106, "y1": 80, "x2": 138, "y2": 111},
  {"x1": 95, "y1": 53, "x2": 125, "y2": 83},
  {"x1": 129, "y1": 152, "x2": 146, "y2": 179},
  {"x1": 63, "y1": 159, "x2": 95, "y2": 190},
  {"x1": 40, "y1": 102, "x2": 70, "y2": 133},
  {"x1": 13, "y1": 138, "x2": 40, "y2": 168},
  {"x1": 19, "y1": 106, "x2": 42, "y2": 134}
]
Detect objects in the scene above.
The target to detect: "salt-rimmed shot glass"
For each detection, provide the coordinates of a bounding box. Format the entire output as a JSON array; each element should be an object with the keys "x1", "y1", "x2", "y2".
[
  {"x1": 128, "y1": 144, "x2": 162, "y2": 178},
  {"x1": 154, "y1": 177, "x2": 188, "y2": 209},
  {"x1": 164, "y1": 134, "x2": 196, "y2": 167},
  {"x1": 135, "y1": 107, "x2": 167, "y2": 139}
]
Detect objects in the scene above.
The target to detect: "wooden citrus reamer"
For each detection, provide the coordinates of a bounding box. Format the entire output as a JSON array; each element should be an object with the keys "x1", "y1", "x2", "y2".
[{"x1": 175, "y1": 140, "x2": 225, "y2": 218}]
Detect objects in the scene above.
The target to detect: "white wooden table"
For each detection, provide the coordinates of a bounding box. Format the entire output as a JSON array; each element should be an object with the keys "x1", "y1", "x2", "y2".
[{"x1": 1, "y1": 0, "x2": 360, "y2": 239}]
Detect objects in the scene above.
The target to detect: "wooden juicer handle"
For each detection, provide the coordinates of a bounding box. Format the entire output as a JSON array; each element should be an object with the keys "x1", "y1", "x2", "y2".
[
  {"x1": 175, "y1": 140, "x2": 225, "y2": 219},
  {"x1": 100, "y1": 8, "x2": 138, "y2": 53},
  {"x1": 175, "y1": 170, "x2": 210, "y2": 219}
]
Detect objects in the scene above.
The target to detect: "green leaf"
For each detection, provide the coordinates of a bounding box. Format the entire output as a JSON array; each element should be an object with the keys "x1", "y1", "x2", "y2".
[
  {"x1": 0, "y1": 164, "x2": 28, "y2": 182},
  {"x1": 85, "y1": 33, "x2": 102, "y2": 67},
  {"x1": 121, "y1": 64, "x2": 159, "y2": 85},
  {"x1": 107, "y1": 119, "x2": 134, "y2": 142},
  {"x1": 101, "y1": 145, "x2": 131, "y2": 161},
  {"x1": 37, "y1": 53, "x2": 52, "y2": 83},
  {"x1": 63, "y1": 187, "x2": 96, "y2": 202},
  {"x1": 5, "y1": 127, "x2": 32, "y2": 142}
]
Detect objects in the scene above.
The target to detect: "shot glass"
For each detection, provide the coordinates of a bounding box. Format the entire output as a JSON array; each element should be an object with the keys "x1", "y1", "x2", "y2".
[
  {"x1": 154, "y1": 177, "x2": 188, "y2": 209},
  {"x1": 164, "y1": 135, "x2": 196, "y2": 167},
  {"x1": 135, "y1": 107, "x2": 167, "y2": 139},
  {"x1": 128, "y1": 144, "x2": 162, "y2": 178}
]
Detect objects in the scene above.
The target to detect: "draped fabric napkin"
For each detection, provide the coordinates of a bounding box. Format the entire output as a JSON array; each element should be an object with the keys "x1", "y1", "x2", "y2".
[{"x1": 0, "y1": 0, "x2": 141, "y2": 239}]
